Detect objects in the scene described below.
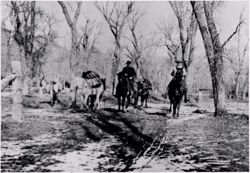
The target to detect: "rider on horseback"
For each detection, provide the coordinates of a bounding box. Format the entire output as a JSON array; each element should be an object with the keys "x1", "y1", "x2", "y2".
[
  {"x1": 163, "y1": 62, "x2": 188, "y2": 102},
  {"x1": 121, "y1": 61, "x2": 137, "y2": 97}
]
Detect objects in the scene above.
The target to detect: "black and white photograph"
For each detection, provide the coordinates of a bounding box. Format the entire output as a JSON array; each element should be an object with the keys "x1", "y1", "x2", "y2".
[{"x1": 1, "y1": 0, "x2": 249, "y2": 172}]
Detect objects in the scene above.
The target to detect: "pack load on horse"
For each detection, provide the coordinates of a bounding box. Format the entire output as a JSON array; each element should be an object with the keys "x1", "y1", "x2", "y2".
[
  {"x1": 164, "y1": 61, "x2": 188, "y2": 118},
  {"x1": 70, "y1": 71, "x2": 106, "y2": 110},
  {"x1": 82, "y1": 71, "x2": 103, "y2": 88},
  {"x1": 115, "y1": 61, "x2": 137, "y2": 112},
  {"x1": 136, "y1": 78, "x2": 152, "y2": 107}
]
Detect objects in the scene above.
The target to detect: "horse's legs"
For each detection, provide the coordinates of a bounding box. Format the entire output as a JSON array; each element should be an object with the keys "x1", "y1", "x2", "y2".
[
  {"x1": 84, "y1": 93, "x2": 89, "y2": 110},
  {"x1": 145, "y1": 94, "x2": 148, "y2": 108},
  {"x1": 172, "y1": 103, "x2": 177, "y2": 118},
  {"x1": 135, "y1": 93, "x2": 139, "y2": 107},
  {"x1": 169, "y1": 102, "x2": 172, "y2": 112},
  {"x1": 50, "y1": 91, "x2": 56, "y2": 107},
  {"x1": 122, "y1": 96, "x2": 127, "y2": 112},
  {"x1": 94, "y1": 91, "x2": 101, "y2": 110},
  {"x1": 177, "y1": 99, "x2": 182, "y2": 117},
  {"x1": 70, "y1": 89, "x2": 77, "y2": 108},
  {"x1": 126, "y1": 94, "x2": 130, "y2": 109},
  {"x1": 177, "y1": 103, "x2": 181, "y2": 117},
  {"x1": 54, "y1": 92, "x2": 61, "y2": 105},
  {"x1": 140, "y1": 96, "x2": 143, "y2": 107},
  {"x1": 80, "y1": 94, "x2": 84, "y2": 110},
  {"x1": 118, "y1": 96, "x2": 121, "y2": 111}
]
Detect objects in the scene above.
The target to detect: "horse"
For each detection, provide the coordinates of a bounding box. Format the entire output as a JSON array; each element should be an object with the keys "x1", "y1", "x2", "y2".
[
  {"x1": 69, "y1": 76, "x2": 105, "y2": 110},
  {"x1": 136, "y1": 79, "x2": 152, "y2": 107},
  {"x1": 116, "y1": 72, "x2": 133, "y2": 112},
  {"x1": 167, "y1": 68, "x2": 187, "y2": 118}
]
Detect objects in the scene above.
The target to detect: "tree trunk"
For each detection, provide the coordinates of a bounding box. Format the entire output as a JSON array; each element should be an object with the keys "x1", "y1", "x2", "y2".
[
  {"x1": 58, "y1": 1, "x2": 82, "y2": 77},
  {"x1": 6, "y1": 32, "x2": 13, "y2": 75},
  {"x1": 70, "y1": 27, "x2": 79, "y2": 74},
  {"x1": 135, "y1": 61, "x2": 143, "y2": 81},
  {"x1": 187, "y1": 14, "x2": 198, "y2": 69},
  {"x1": 204, "y1": 2, "x2": 225, "y2": 116},
  {"x1": 191, "y1": 1, "x2": 225, "y2": 116},
  {"x1": 11, "y1": 61, "x2": 23, "y2": 122},
  {"x1": 234, "y1": 72, "x2": 240, "y2": 99},
  {"x1": 242, "y1": 72, "x2": 248, "y2": 101},
  {"x1": 242, "y1": 81, "x2": 248, "y2": 101},
  {"x1": 111, "y1": 44, "x2": 121, "y2": 95}
]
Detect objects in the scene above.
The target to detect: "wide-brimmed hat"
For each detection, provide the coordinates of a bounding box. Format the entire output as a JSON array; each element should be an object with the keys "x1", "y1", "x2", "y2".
[{"x1": 126, "y1": 61, "x2": 132, "y2": 65}]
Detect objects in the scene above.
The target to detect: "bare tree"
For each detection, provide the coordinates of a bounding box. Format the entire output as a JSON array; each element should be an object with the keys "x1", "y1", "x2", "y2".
[
  {"x1": 10, "y1": 1, "x2": 56, "y2": 79},
  {"x1": 125, "y1": 9, "x2": 145, "y2": 80},
  {"x1": 168, "y1": 2, "x2": 198, "y2": 72},
  {"x1": 158, "y1": 18, "x2": 180, "y2": 66},
  {"x1": 58, "y1": 1, "x2": 82, "y2": 75},
  {"x1": 223, "y1": 12, "x2": 248, "y2": 99},
  {"x1": 191, "y1": 1, "x2": 244, "y2": 116},
  {"x1": 95, "y1": 1, "x2": 134, "y2": 94},
  {"x1": 5, "y1": 2, "x2": 56, "y2": 121},
  {"x1": 78, "y1": 16, "x2": 102, "y2": 66}
]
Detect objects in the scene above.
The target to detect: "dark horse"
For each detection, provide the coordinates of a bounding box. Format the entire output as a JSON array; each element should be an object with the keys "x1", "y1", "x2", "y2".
[
  {"x1": 116, "y1": 72, "x2": 134, "y2": 112},
  {"x1": 136, "y1": 79, "x2": 152, "y2": 107},
  {"x1": 168, "y1": 68, "x2": 187, "y2": 118}
]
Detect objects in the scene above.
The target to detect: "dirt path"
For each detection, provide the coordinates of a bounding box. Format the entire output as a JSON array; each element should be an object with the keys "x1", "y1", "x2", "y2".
[{"x1": 1, "y1": 97, "x2": 249, "y2": 172}]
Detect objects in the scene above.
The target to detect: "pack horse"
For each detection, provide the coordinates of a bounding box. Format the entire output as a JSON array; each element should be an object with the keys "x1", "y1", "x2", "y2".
[{"x1": 70, "y1": 71, "x2": 106, "y2": 110}]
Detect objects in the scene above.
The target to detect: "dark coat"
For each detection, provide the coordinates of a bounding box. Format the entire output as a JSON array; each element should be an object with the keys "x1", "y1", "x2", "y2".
[{"x1": 122, "y1": 67, "x2": 136, "y2": 79}]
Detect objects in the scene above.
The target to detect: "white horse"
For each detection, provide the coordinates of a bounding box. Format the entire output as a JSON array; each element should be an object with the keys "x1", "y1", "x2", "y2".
[{"x1": 69, "y1": 76, "x2": 105, "y2": 110}]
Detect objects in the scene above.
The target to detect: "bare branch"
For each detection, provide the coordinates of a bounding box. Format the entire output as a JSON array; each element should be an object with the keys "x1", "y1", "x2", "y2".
[
  {"x1": 58, "y1": 1, "x2": 73, "y2": 27},
  {"x1": 73, "y1": 2, "x2": 82, "y2": 24},
  {"x1": 221, "y1": 20, "x2": 244, "y2": 48}
]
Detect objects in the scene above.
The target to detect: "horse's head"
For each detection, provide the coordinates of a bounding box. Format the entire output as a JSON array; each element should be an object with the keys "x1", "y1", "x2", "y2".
[
  {"x1": 137, "y1": 81, "x2": 143, "y2": 93},
  {"x1": 175, "y1": 68, "x2": 184, "y2": 81},
  {"x1": 137, "y1": 79, "x2": 152, "y2": 96}
]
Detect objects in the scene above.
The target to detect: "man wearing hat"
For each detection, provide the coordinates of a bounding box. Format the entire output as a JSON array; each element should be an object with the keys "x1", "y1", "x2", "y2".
[
  {"x1": 122, "y1": 61, "x2": 137, "y2": 96},
  {"x1": 163, "y1": 62, "x2": 188, "y2": 102},
  {"x1": 174, "y1": 64, "x2": 188, "y2": 102}
]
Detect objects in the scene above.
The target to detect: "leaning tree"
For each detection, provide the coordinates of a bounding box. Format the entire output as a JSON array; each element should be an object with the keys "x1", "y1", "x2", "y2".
[{"x1": 191, "y1": 1, "x2": 244, "y2": 116}]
